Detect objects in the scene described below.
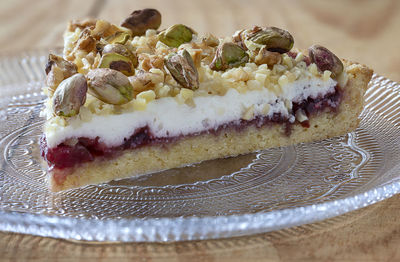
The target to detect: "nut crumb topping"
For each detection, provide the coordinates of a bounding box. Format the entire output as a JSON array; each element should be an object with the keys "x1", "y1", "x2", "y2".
[{"x1": 44, "y1": 8, "x2": 344, "y2": 124}]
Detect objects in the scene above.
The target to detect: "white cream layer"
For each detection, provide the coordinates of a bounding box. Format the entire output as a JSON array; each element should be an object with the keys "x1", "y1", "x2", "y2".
[{"x1": 44, "y1": 77, "x2": 337, "y2": 148}]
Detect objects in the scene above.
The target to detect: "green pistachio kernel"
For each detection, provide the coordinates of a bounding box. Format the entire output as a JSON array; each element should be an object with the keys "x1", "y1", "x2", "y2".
[
  {"x1": 247, "y1": 26, "x2": 294, "y2": 53},
  {"x1": 209, "y1": 42, "x2": 249, "y2": 71},
  {"x1": 98, "y1": 53, "x2": 135, "y2": 76},
  {"x1": 105, "y1": 32, "x2": 131, "y2": 45},
  {"x1": 159, "y1": 24, "x2": 194, "y2": 48}
]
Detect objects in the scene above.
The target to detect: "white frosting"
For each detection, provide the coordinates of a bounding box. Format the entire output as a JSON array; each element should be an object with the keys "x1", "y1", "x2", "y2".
[{"x1": 44, "y1": 77, "x2": 336, "y2": 148}]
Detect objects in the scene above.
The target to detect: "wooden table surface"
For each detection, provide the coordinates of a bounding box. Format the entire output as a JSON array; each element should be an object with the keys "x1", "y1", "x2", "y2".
[{"x1": 1, "y1": 0, "x2": 400, "y2": 261}]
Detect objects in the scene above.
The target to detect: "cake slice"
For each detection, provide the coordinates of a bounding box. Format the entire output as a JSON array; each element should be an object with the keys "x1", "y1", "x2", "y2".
[{"x1": 40, "y1": 9, "x2": 373, "y2": 191}]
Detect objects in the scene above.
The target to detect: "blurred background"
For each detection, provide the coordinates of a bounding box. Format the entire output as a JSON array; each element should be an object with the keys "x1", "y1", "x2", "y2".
[{"x1": 1, "y1": 0, "x2": 400, "y2": 81}]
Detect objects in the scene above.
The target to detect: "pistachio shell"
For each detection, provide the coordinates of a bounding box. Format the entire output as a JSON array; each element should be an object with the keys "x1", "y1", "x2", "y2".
[
  {"x1": 308, "y1": 44, "x2": 344, "y2": 78},
  {"x1": 159, "y1": 24, "x2": 194, "y2": 48},
  {"x1": 98, "y1": 53, "x2": 135, "y2": 76},
  {"x1": 247, "y1": 27, "x2": 294, "y2": 53},
  {"x1": 254, "y1": 46, "x2": 282, "y2": 66},
  {"x1": 87, "y1": 68, "x2": 133, "y2": 105},
  {"x1": 121, "y1": 8, "x2": 161, "y2": 36},
  {"x1": 209, "y1": 42, "x2": 249, "y2": 71},
  {"x1": 52, "y1": 74, "x2": 87, "y2": 117},
  {"x1": 164, "y1": 49, "x2": 199, "y2": 90}
]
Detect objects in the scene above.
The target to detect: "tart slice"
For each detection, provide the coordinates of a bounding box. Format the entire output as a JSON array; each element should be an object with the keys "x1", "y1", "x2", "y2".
[{"x1": 40, "y1": 9, "x2": 373, "y2": 191}]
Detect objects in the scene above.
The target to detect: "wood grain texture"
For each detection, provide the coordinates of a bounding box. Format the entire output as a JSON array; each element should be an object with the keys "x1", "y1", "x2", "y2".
[
  {"x1": 0, "y1": 0, "x2": 400, "y2": 260},
  {"x1": 1, "y1": 194, "x2": 400, "y2": 262},
  {"x1": 0, "y1": 0, "x2": 96, "y2": 53}
]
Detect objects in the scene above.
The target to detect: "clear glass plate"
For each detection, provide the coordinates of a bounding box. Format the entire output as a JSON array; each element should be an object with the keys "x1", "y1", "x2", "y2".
[{"x1": 0, "y1": 50, "x2": 400, "y2": 242}]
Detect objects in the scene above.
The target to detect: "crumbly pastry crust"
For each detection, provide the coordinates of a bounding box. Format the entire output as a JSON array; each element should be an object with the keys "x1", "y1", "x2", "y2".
[{"x1": 49, "y1": 62, "x2": 372, "y2": 192}]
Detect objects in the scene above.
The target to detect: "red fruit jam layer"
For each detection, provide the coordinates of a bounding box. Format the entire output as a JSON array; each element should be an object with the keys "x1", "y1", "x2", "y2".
[{"x1": 40, "y1": 86, "x2": 342, "y2": 170}]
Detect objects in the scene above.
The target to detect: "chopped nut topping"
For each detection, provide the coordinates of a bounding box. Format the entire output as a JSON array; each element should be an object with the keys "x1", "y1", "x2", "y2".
[
  {"x1": 132, "y1": 97, "x2": 147, "y2": 110},
  {"x1": 46, "y1": 13, "x2": 344, "y2": 119},
  {"x1": 68, "y1": 18, "x2": 97, "y2": 32},
  {"x1": 175, "y1": 88, "x2": 194, "y2": 105},
  {"x1": 254, "y1": 47, "x2": 282, "y2": 66},
  {"x1": 91, "y1": 19, "x2": 121, "y2": 39},
  {"x1": 137, "y1": 90, "x2": 156, "y2": 102},
  {"x1": 74, "y1": 28, "x2": 96, "y2": 53},
  {"x1": 128, "y1": 69, "x2": 163, "y2": 92},
  {"x1": 138, "y1": 53, "x2": 152, "y2": 71},
  {"x1": 201, "y1": 33, "x2": 219, "y2": 47},
  {"x1": 278, "y1": 75, "x2": 289, "y2": 87}
]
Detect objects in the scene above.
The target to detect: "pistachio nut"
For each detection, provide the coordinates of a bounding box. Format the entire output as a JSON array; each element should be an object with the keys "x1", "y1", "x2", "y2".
[
  {"x1": 45, "y1": 54, "x2": 78, "y2": 92},
  {"x1": 121, "y1": 8, "x2": 161, "y2": 36},
  {"x1": 105, "y1": 31, "x2": 131, "y2": 45},
  {"x1": 209, "y1": 42, "x2": 249, "y2": 71},
  {"x1": 91, "y1": 19, "x2": 121, "y2": 39},
  {"x1": 232, "y1": 29, "x2": 245, "y2": 43},
  {"x1": 102, "y1": 43, "x2": 138, "y2": 67},
  {"x1": 201, "y1": 33, "x2": 219, "y2": 47},
  {"x1": 308, "y1": 45, "x2": 343, "y2": 78},
  {"x1": 98, "y1": 53, "x2": 135, "y2": 76},
  {"x1": 164, "y1": 49, "x2": 199, "y2": 90},
  {"x1": 87, "y1": 68, "x2": 133, "y2": 105},
  {"x1": 246, "y1": 26, "x2": 294, "y2": 53},
  {"x1": 254, "y1": 46, "x2": 282, "y2": 66},
  {"x1": 75, "y1": 28, "x2": 97, "y2": 53},
  {"x1": 159, "y1": 24, "x2": 194, "y2": 48},
  {"x1": 68, "y1": 18, "x2": 97, "y2": 32},
  {"x1": 52, "y1": 74, "x2": 87, "y2": 117},
  {"x1": 128, "y1": 70, "x2": 156, "y2": 92},
  {"x1": 232, "y1": 29, "x2": 247, "y2": 50}
]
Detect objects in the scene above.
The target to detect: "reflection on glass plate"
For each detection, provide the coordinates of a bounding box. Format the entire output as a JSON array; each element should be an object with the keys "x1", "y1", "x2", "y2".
[{"x1": 0, "y1": 50, "x2": 400, "y2": 242}]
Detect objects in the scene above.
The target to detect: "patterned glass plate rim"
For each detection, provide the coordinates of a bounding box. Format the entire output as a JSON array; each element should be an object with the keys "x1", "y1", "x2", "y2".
[{"x1": 1, "y1": 49, "x2": 400, "y2": 242}]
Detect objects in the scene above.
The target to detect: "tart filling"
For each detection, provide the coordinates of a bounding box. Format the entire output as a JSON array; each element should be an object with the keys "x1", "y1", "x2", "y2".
[
  {"x1": 41, "y1": 84, "x2": 342, "y2": 169},
  {"x1": 42, "y1": 77, "x2": 337, "y2": 148}
]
